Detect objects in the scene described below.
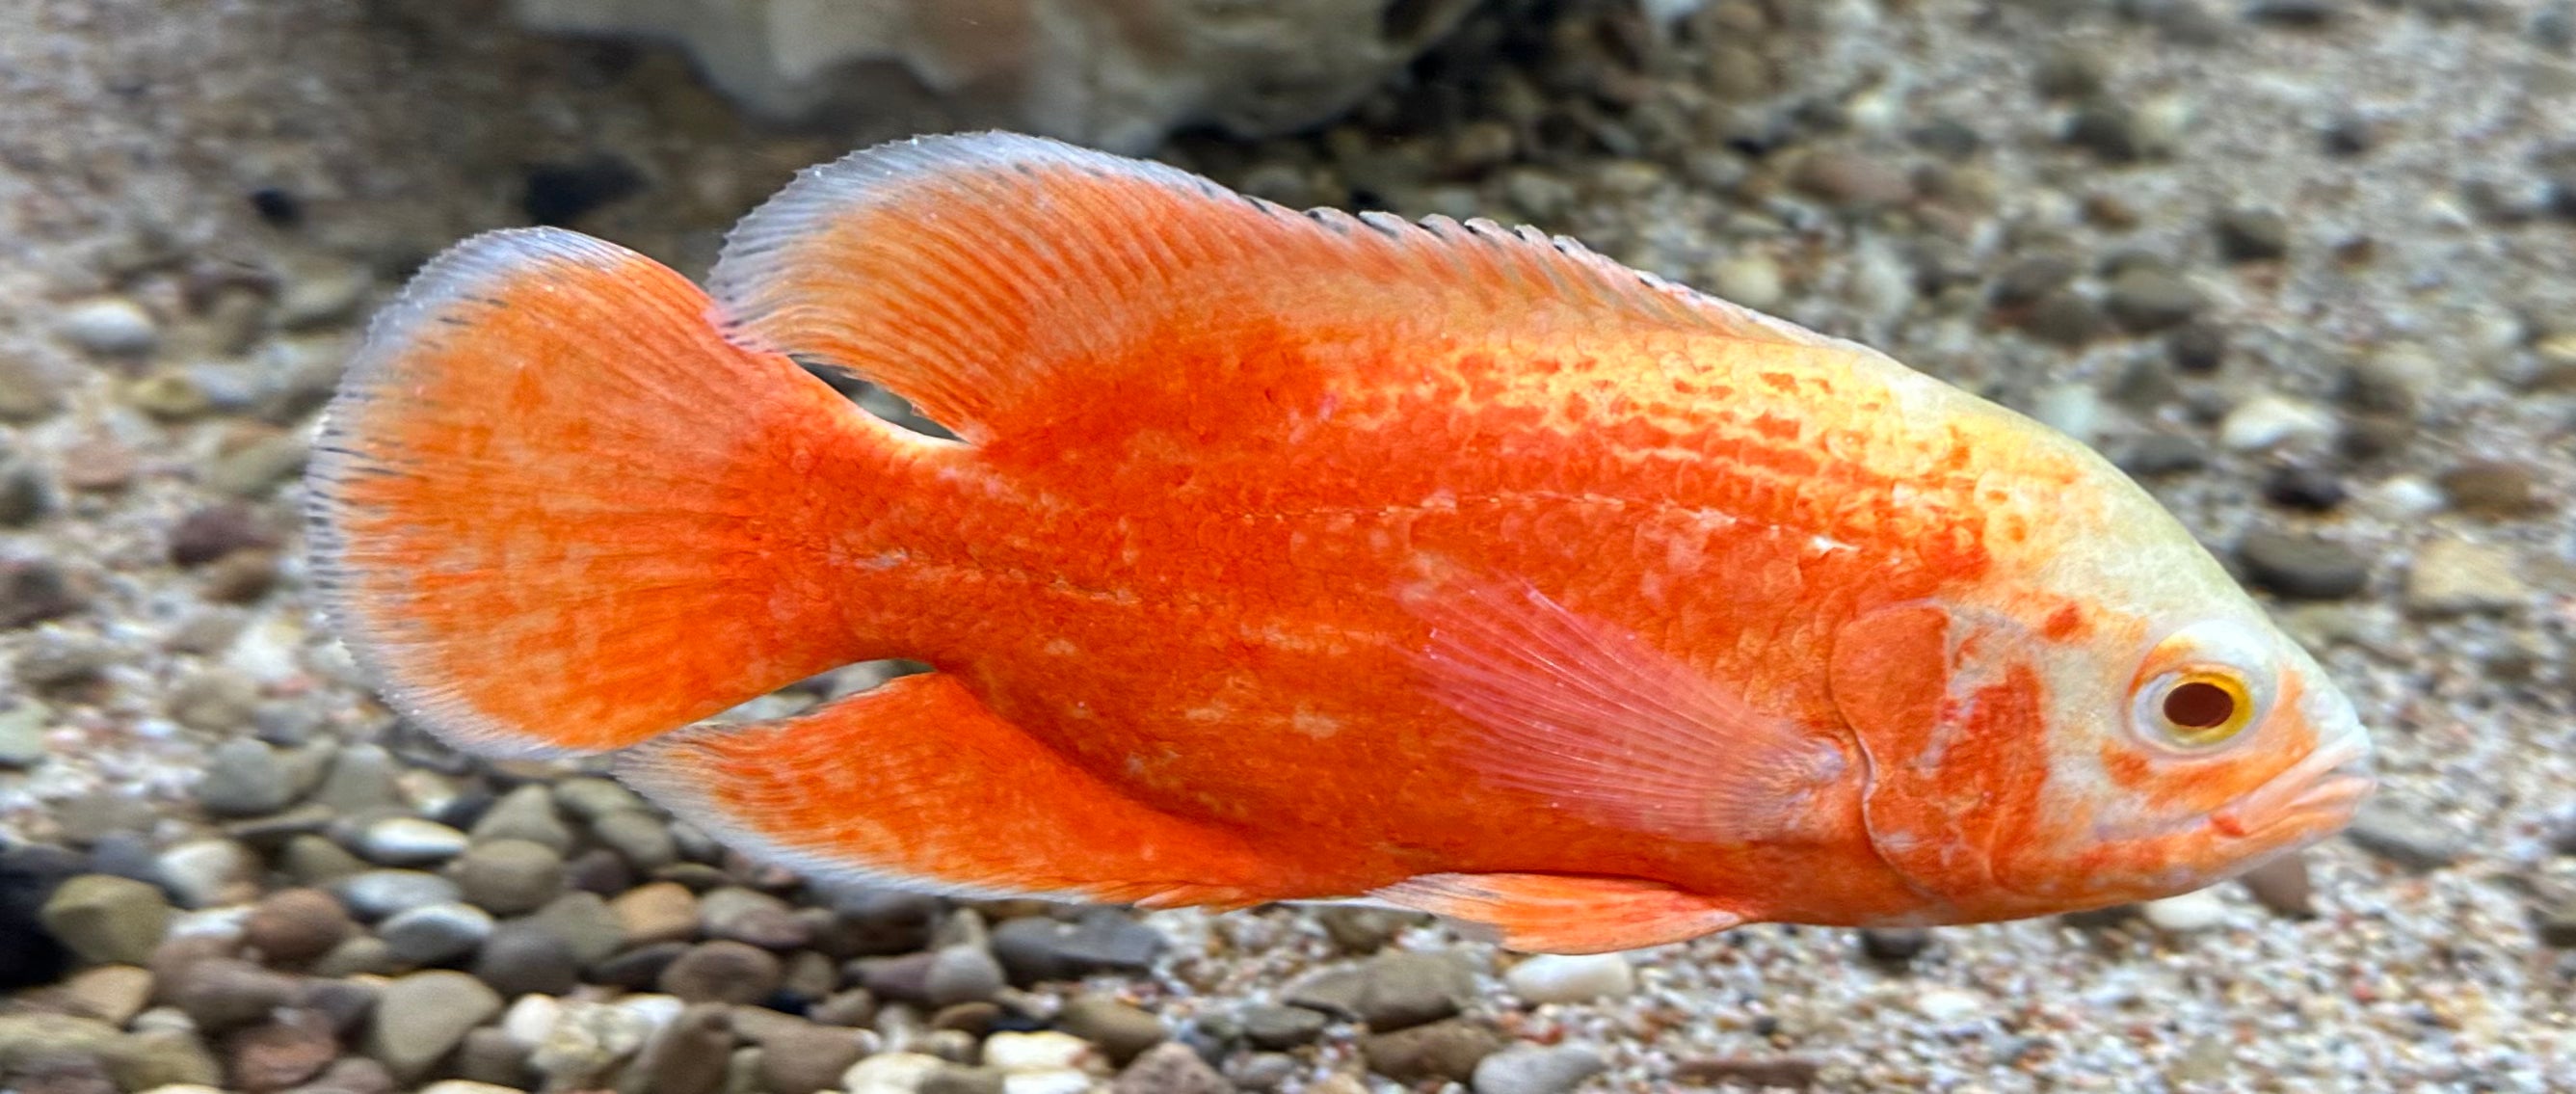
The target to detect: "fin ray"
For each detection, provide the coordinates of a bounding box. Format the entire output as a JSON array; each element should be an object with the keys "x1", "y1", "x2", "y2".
[{"x1": 1371, "y1": 871, "x2": 1742, "y2": 953}]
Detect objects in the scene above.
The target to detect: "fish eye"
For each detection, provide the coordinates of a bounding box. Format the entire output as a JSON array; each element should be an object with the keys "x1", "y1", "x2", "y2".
[
  {"x1": 2129, "y1": 620, "x2": 2277, "y2": 752},
  {"x1": 2147, "y1": 670, "x2": 2254, "y2": 747}
]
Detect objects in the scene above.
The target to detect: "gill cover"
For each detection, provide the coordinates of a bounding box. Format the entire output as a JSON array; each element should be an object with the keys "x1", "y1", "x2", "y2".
[{"x1": 1826, "y1": 600, "x2": 2053, "y2": 912}]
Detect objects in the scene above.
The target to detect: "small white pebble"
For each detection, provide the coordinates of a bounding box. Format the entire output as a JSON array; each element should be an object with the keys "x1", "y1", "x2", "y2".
[
  {"x1": 1912, "y1": 986, "x2": 1986, "y2": 1024},
  {"x1": 1505, "y1": 952, "x2": 1635, "y2": 1003},
  {"x1": 616, "y1": 992, "x2": 684, "y2": 1032},
  {"x1": 2217, "y1": 395, "x2": 2334, "y2": 452},
  {"x1": 1000, "y1": 1070, "x2": 1096, "y2": 1094},
  {"x1": 2142, "y1": 888, "x2": 2231, "y2": 933},
  {"x1": 502, "y1": 993, "x2": 562, "y2": 1047},
  {"x1": 58, "y1": 297, "x2": 159, "y2": 355},
  {"x1": 2032, "y1": 384, "x2": 2105, "y2": 446},
  {"x1": 2364, "y1": 475, "x2": 2447, "y2": 519},
  {"x1": 842, "y1": 1052, "x2": 946, "y2": 1094},
  {"x1": 982, "y1": 1031, "x2": 1099, "y2": 1074}
]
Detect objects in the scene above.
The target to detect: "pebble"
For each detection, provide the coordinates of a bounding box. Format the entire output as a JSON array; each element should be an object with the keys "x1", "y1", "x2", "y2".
[
  {"x1": 1112, "y1": 1042, "x2": 1228, "y2": 1094},
  {"x1": 1672, "y1": 1056, "x2": 1822, "y2": 1089},
  {"x1": 310, "y1": 935, "x2": 400, "y2": 978},
  {"x1": 988, "y1": 910, "x2": 1164, "y2": 983},
  {"x1": 332, "y1": 869, "x2": 462, "y2": 921},
  {"x1": 58, "y1": 297, "x2": 160, "y2": 356},
  {"x1": 551, "y1": 777, "x2": 650, "y2": 822},
  {"x1": 2436, "y1": 460, "x2": 2546, "y2": 518},
  {"x1": 697, "y1": 886, "x2": 809, "y2": 949},
  {"x1": 2237, "y1": 853, "x2": 2315, "y2": 918},
  {"x1": 2236, "y1": 529, "x2": 2370, "y2": 600},
  {"x1": 0, "y1": 703, "x2": 49, "y2": 768},
  {"x1": 2262, "y1": 464, "x2": 2347, "y2": 512},
  {"x1": 613, "y1": 881, "x2": 701, "y2": 944},
  {"x1": 2218, "y1": 395, "x2": 2335, "y2": 451},
  {"x1": 983, "y1": 1031, "x2": 1101, "y2": 1074},
  {"x1": 279, "y1": 837, "x2": 366, "y2": 887},
  {"x1": 1239, "y1": 1003, "x2": 1327, "y2": 1050},
  {"x1": 2344, "y1": 798, "x2": 2465, "y2": 870},
  {"x1": 1860, "y1": 927, "x2": 1930, "y2": 964},
  {"x1": 199, "y1": 739, "x2": 295, "y2": 818},
  {"x1": 1472, "y1": 1044, "x2": 1607, "y2": 1094},
  {"x1": 1360, "y1": 1017, "x2": 1506, "y2": 1083},
  {"x1": 592, "y1": 811, "x2": 680, "y2": 871},
  {"x1": 527, "y1": 998, "x2": 652, "y2": 1089},
  {"x1": 154, "y1": 839, "x2": 262, "y2": 909},
  {"x1": 455, "y1": 1027, "x2": 530, "y2": 1087},
  {"x1": 2104, "y1": 267, "x2": 2209, "y2": 333},
  {"x1": 844, "y1": 1052, "x2": 947, "y2": 1094},
  {"x1": 1793, "y1": 148, "x2": 1913, "y2": 210},
  {"x1": 1911, "y1": 986, "x2": 1986, "y2": 1024},
  {"x1": 452, "y1": 839, "x2": 565, "y2": 917},
  {"x1": 1503, "y1": 953, "x2": 1633, "y2": 1003},
  {"x1": 40, "y1": 873, "x2": 175, "y2": 964},
  {"x1": 2215, "y1": 207, "x2": 2290, "y2": 261},
  {"x1": 1055, "y1": 996, "x2": 1167, "y2": 1065},
  {"x1": 526, "y1": 891, "x2": 627, "y2": 967},
  {"x1": 168, "y1": 504, "x2": 278, "y2": 567},
  {"x1": 756, "y1": 1023, "x2": 872, "y2": 1094},
  {"x1": 379, "y1": 901, "x2": 495, "y2": 965},
  {"x1": 2140, "y1": 888, "x2": 2230, "y2": 932},
  {"x1": 466, "y1": 786, "x2": 574, "y2": 853},
  {"x1": 167, "y1": 957, "x2": 301, "y2": 1032},
  {"x1": 1351, "y1": 950, "x2": 1477, "y2": 1031},
  {"x1": 310, "y1": 745, "x2": 400, "y2": 814},
  {"x1": 659, "y1": 940, "x2": 782, "y2": 1003},
  {"x1": 355, "y1": 817, "x2": 469, "y2": 867},
  {"x1": 2403, "y1": 538, "x2": 2528, "y2": 616},
  {"x1": 924, "y1": 943, "x2": 1007, "y2": 1006},
  {"x1": 366, "y1": 972, "x2": 503, "y2": 1081},
  {"x1": 470, "y1": 920, "x2": 582, "y2": 998},
  {"x1": 226, "y1": 1007, "x2": 338, "y2": 1092},
  {"x1": 637, "y1": 1003, "x2": 734, "y2": 1094},
  {"x1": 59, "y1": 964, "x2": 154, "y2": 1026}
]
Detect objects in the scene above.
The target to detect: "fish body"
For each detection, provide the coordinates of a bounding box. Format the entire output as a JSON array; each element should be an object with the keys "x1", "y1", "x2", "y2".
[{"x1": 311, "y1": 132, "x2": 2372, "y2": 953}]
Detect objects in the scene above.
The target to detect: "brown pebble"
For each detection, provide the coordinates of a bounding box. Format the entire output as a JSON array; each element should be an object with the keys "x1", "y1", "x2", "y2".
[
  {"x1": 2438, "y1": 460, "x2": 2547, "y2": 519},
  {"x1": 225, "y1": 1008, "x2": 339, "y2": 1093},
  {"x1": 169, "y1": 955, "x2": 305, "y2": 1033},
  {"x1": 59, "y1": 437, "x2": 137, "y2": 494},
  {"x1": 755, "y1": 1023, "x2": 870, "y2": 1094},
  {"x1": 1793, "y1": 148, "x2": 1914, "y2": 210},
  {"x1": 1359, "y1": 1017, "x2": 1505, "y2": 1083},
  {"x1": 170, "y1": 503, "x2": 279, "y2": 567},
  {"x1": 639, "y1": 1003, "x2": 735, "y2": 1094},
  {"x1": 243, "y1": 889, "x2": 356, "y2": 967},
  {"x1": 930, "y1": 1001, "x2": 1002, "y2": 1035},
  {"x1": 660, "y1": 940, "x2": 783, "y2": 1004},
  {"x1": 1673, "y1": 1055, "x2": 1822, "y2": 1088},
  {"x1": 615, "y1": 881, "x2": 703, "y2": 945},
  {"x1": 1057, "y1": 995, "x2": 1168, "y2": 1065},
  {"x1": 454, "y1": 1027, "x2": 530, "y2": 1089},
  {"x1": 281, "y1": 1055, "x2": 395, "y2": 1094},
  {"x1": 1113, "y1": 1041, "x2": 1230, "y2": 1094}
]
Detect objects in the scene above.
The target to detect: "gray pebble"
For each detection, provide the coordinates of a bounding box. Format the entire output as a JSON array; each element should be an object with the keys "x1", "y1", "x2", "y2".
[
  {"x1": 527, "y1": 891, "x2": 627, "y2": 967},
  {"x1": 553, "y1": 776, "x2": 650, "y2": 821},
  {"x1": 311, "y1": 744, "x2": 401, "y2": 814},
  {"x1": 2104, "y1": 267, "x2": 2209, "y2": 333},
  {"x1": 378, "y1": 900, "x2": 495, "y2": 965},
  {"x1": 455, "y1": 1025, "x2": 533, "y2": 1088},
  {"x1": 1473, "y1": 1044, "x2": 1607, "y2": 1094},
  {"x1": 470, "y1": 919, "x2": 582, "y2": 998},
  {"x1": 467, "y1": 785, "x2": 574, "y2": 853},
  {"x1": 332, "y1": 868, "x2": 464, "y2": 921},
  {"x1": 452, "y1": 839, "x2": 566, "y2": 917},
  {"x1": 57, "y1": 298, "x2": 159, "y2": 356},
  {"x1": 357, "y1": 817, "x2": 470, "y2": 867},
  {"x1": 365, "y1": 971, "x2": 502, "y2": 1081},
  {"x1": 1352, "y1": 950, "x2": 1477, "y2": 1032},
  {"x1": 591, "y1": 810, "x2": 679, "y2": 871},
  {"x1": 2236, "y1": 529, "x2": 2371, "y2": 600},
  {"x1": 280, "y1": 834, "x2": 368, "y2": 886},
  {"x1": 1057, "y1": 995, "x2": 1167, "y2": 1065},
  {"x1": 199, "y1": 738, "x2": 295, "y2": 818},
  {"x1": 167, "y1": 955, "x2": 302, "y2": 1032},
  {"x1": 311, "y1": 933, "x2": 402, "y2": 978},
  {"x1": 153, "y1": 838, "x2": 262, "y2": 909},
  {"x1": 0, "y1": 558, "x2": 84, "y2": 629},
  {"x1": 989, "y1": 909, "x2": 1165, "y2": 983},
  {"x1": 698, "y1": 885, "x2": 809, "y2": 949},
  {"x1": 924, "y1": 943, "x2": 1007, "y2": 1006},
  {"x1": 2215, "y1": 207, "x2": 2290, "y2": 262},
  {"x1": 0, "y1": 702, "x2": 46, "y2": 768},
  {"x1": 167, "y1": 669, "x2": 260, "y2": 734},
  {"x1": 1239, "y1": 1004, "x2": 1327, "y2": 1050},
  {"x1": 2117, "y1": 435, "x2": 2209, "y2": 477},
  {"x1": 2344, "y1": 799, "x2": 2465, "y2": 870}
]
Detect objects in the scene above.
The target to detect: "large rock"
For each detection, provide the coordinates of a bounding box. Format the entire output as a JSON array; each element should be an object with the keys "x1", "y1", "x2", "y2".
[{"x1": 509, "y1": 0, "x2": 1481, "y2": 151}]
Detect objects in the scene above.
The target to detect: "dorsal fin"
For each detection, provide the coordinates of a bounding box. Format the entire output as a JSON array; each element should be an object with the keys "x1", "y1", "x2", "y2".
[{"x1": 706, "y1": 131, "x2": 1839, "y2": 443}]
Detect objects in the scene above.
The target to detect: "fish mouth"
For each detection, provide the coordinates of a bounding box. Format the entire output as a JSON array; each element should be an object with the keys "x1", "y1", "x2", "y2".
[{"x1": 2210, "y1": 735, "x2": 2376, "y2": 844}]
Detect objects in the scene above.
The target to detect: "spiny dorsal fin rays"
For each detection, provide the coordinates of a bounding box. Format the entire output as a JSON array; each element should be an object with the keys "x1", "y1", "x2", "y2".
[{"x1": 704, "y1": 131, "x2": 1844, "y2": 444}]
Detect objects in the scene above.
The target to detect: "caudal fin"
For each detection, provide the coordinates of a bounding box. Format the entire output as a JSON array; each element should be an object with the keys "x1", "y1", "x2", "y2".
[{"x1": 308, "y1": 228, "x2": 926, "y2": 756}]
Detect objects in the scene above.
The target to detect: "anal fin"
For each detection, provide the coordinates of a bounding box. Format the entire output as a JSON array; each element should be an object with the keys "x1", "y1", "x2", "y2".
[
  {"x1": 1370, "y1": 871, "x2": 1743, "y2": 954},
  {"x1": 616, "y1": 674, "x2": 1286, "y2": 909}
]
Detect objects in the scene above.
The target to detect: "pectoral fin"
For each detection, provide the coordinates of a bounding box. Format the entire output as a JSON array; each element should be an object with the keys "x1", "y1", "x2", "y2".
[{"x1": 1369, "y1": 871, "x2": 1743, "y2": 953}]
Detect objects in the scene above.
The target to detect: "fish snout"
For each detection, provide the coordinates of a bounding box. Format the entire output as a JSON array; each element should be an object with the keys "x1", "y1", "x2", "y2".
[{"x1": 2210, "y1": 733, "x2": 2374, "y2": 843}]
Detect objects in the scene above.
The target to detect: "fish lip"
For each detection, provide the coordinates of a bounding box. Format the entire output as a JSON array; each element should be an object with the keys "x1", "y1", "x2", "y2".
[{"x1": 2211, "y1": 736, "x2": 2375, "y2": 841}]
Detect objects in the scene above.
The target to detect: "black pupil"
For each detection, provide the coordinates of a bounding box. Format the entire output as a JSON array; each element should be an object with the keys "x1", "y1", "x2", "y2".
[{"x1": 2164, "y1": 680, "x2": 2237, "y2": 730}]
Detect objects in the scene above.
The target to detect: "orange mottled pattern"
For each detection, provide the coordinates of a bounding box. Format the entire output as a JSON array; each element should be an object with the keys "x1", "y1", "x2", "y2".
[{"x1": 689, "y1": 152, "x2": 2103, "y2": 924}]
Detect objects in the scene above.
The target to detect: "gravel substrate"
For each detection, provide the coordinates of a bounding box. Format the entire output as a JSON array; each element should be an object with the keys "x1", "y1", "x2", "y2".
[{"x1": 3, "y1": 1, "x2": 2573, "y2": 1092}]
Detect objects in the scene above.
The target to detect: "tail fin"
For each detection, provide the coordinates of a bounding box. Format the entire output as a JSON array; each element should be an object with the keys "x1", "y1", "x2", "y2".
[{"x1": 308, "y1": 228, "x2": 924, "y2": 756}]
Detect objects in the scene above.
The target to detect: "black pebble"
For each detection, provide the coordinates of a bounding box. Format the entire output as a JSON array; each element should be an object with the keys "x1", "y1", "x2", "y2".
[
  {"x1": 250, "y1": 187, "x2": 304, "y2": 228},
  {"x1": 0, "y1": 841, "x2": 80, "y2": 989}
]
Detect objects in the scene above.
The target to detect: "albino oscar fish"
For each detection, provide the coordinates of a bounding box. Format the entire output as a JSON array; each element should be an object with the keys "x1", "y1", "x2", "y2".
[{"x1": 308, "y1": 131, "x2": 2373, "y2": 953}]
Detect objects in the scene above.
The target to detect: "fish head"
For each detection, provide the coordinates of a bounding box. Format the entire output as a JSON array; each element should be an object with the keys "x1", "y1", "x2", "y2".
[{"x1": 1827, "y1": 451, "x2": 2374, "y2": 923}]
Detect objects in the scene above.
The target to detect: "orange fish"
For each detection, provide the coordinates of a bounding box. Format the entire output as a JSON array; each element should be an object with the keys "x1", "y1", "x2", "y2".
[{"x1": 309, "y1": 132, "x2": 2373, "y2": 954}]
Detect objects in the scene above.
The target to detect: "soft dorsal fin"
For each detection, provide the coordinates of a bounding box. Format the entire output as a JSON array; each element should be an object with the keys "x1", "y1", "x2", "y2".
[
  {"x1": 705, "y1": 131, "x2": 1839, "y2": 443},
  {"x1": 1403, "y1": 577, "x2": 1851, "y2": 846}
]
